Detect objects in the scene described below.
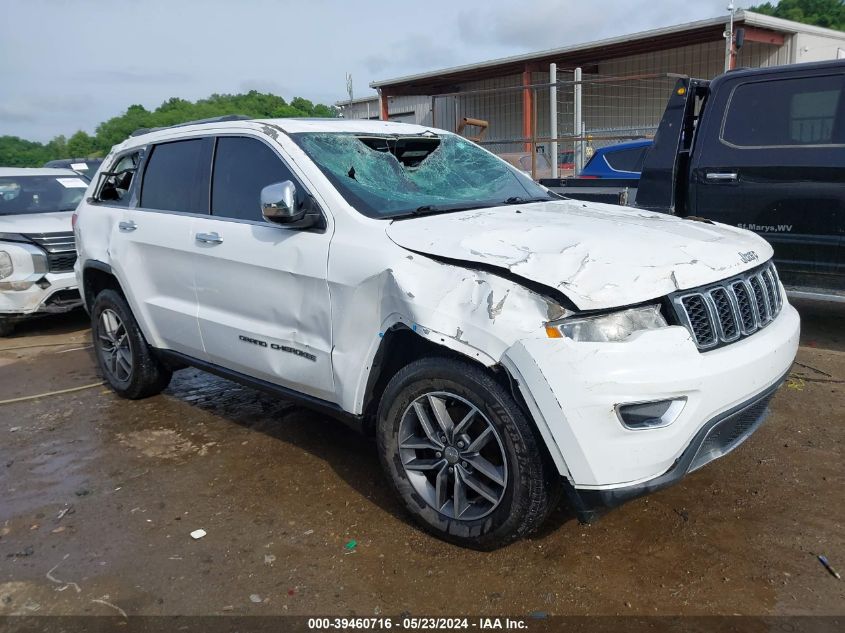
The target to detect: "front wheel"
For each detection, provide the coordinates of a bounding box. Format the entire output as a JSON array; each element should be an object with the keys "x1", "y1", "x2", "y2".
[
  {"x1": 91, "y1": 289, "x2": 172, "y2": 399},
  {"x1": 377, "y1": 357, "x2": 559, "y2": 550}
]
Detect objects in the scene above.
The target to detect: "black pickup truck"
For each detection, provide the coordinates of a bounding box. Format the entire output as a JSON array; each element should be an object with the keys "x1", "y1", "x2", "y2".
[{"x1": 542, "y1": 60, "x2": 845, "y2": 300}]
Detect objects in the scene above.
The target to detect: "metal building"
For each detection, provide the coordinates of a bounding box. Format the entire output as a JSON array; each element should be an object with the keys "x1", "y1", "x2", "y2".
[
  {"x1": 337, "y1": 95, "x2": 433, "y2": 125},
  {"x1": 349, "y1": 10, "x2": 845, "y2": 175}
]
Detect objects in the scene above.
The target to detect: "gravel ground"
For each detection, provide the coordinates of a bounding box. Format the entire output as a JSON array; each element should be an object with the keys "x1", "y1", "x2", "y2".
[{"x1": 0, "y1": 302, "x2": 843, "y2": 619}]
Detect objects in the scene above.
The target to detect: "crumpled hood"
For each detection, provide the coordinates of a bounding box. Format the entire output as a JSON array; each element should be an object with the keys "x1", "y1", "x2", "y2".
[
  {"x1": 385, "y1": 200, "x2": 773, "y2": 311},
  {"x1": 0, "y1": 211, "x2": 74, "y2": 235}
]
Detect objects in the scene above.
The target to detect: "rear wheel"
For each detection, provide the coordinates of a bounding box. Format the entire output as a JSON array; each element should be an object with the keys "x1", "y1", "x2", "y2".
[
  {"x1": 91, "y1": 289, "x2": 171, "y2": 399},
  {"x1": 377, "y1": 357, "x2": 558, "y2": 550}
]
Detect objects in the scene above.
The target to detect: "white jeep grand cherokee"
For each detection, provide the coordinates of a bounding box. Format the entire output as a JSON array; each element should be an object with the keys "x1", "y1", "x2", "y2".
[
  {"x1": 1, "y1": 167, "x2": 86, "y2": 336},
  {"x1": 74, "y1": 117, "x2": 799, "y2": 549}
]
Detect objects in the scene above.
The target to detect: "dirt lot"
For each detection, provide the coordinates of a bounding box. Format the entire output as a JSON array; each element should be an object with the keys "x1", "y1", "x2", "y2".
[{"x1": 0, "y1": 301, "x2": 843, "y2": 619}]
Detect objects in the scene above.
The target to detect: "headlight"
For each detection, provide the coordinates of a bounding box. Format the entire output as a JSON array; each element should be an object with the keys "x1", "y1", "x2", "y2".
[
  {"x1": 545, "y1": 304, "x2": 667, "y2": 342},
  {"x1": 0, "y1": 251, "x2": 12, "y2": 280}
]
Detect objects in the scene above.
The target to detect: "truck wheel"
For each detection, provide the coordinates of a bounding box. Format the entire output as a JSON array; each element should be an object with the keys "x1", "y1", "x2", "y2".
[
  {"x1": 0, "y1": 318, "x2": 14, "y2": 337},
  {"x1": 91, "y1": 289, "x2": 172, "y2": 399},
  {"x1": 377, "y1": 357, "x2": 559, "y2": 550}
]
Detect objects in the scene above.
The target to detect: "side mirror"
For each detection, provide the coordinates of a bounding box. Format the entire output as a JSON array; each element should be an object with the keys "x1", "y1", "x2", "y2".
[{"x1": 261, "y1": 181, "x2": 300, "y2": 223}]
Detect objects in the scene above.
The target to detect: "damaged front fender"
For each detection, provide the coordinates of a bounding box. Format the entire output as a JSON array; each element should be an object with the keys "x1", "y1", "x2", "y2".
[{"x1": 328, "y1": 237, "x2": 565, "y2": 416}]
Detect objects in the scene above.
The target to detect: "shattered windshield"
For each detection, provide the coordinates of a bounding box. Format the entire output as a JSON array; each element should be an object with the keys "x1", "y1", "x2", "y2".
[{"x1": 292, "y1": 132, "x2": 554, "y2": 219}]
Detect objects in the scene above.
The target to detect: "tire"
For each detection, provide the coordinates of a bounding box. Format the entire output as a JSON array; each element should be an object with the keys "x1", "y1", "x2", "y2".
[
  {"x1": 0, "y1": 318, "x2": 14, "y2": 337},
  {"x1": 377, "y1": 357, "x2": 559, "y2": 550},
  {"x1": 91, "y1": 289, "x2": 172, "y2": 399}
]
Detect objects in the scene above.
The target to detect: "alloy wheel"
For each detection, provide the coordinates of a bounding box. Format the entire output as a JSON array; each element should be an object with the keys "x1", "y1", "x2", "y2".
[
  {"x1": 98, "y1": 309, "x2": 133, "y2": 383},
  {"x1": 398, "y1": 391, "x2": 508, "y2": 520}
]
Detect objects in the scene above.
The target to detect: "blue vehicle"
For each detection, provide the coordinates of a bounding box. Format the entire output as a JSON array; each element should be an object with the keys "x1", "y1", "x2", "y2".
[{"x1": 579, "y1": 139, "x2": 653, "y2": 178}]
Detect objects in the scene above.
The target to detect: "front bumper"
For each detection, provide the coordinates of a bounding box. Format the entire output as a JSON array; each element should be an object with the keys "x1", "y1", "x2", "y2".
[
  {"x1": 503, "y1": 303, "x2": 799, "y2": 492},
  {"x1": 566, "y1": 372, "x2": 785, "y2": 521},
  {"x1": 0, "y1": 271, "x2": 83, "y2": 319}
]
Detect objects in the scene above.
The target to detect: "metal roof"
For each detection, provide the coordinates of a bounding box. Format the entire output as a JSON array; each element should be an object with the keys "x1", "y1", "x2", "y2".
[
  {"x1": 336, "y1": 96, "x2": 380, "y2": 107},
  {"x1": 370, "y1": 11, "x2": 845, "y2": 94}
]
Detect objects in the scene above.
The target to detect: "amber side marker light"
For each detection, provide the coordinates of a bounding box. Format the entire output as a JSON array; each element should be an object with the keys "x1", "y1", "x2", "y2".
[
  {"x1": 544, "y1": 325, "x2": 564, "y2": 338},
  {"x1": 677, "y1": 87, "x2": 687, "y2": 96}
]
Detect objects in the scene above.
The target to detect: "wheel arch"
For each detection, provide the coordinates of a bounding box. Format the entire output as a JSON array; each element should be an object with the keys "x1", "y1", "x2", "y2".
[
  {"x1": 81, "y1": 260, "x2": 125, "y2": 312},
  {"x1": 360, "y1": 324, "x2": 569, "y2": 483},
  {"x1": 360, "y1": 324, "x2": 509, "y2": 433}
]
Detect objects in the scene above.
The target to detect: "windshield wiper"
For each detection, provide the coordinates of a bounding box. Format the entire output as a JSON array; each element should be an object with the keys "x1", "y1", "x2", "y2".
[
  {"x1": 503, "y1": 195, "x2": 556, "y2": 204},
  {"x1": 389, "y1": 203, "x2": 487, "y2": 220}
]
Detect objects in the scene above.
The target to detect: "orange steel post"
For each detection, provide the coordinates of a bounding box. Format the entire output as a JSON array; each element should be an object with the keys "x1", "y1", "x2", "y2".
[
  {"x1": 379, "y1": 90, "x2": 389, "y2": 121},
  {"x1": 522, "y1": 67, "x2": 533, "y2": 152}
]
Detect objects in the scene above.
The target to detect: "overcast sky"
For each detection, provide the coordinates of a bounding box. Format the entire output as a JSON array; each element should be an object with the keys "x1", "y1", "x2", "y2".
[{"x1": 2, "y1": 0, "x2": 737, "y2": 142}]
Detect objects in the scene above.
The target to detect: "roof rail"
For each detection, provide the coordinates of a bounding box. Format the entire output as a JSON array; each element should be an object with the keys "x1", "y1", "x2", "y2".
[{"x1": 130, "y1": 114, "x2": 253, "y2": 137}]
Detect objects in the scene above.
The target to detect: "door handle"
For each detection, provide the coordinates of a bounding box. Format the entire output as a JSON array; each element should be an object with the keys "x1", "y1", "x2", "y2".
[
  {"x1": 195, "y1": 231, "x2": 223, "y2": 245},
  {"x1": 118, "y1": 221, "x2": 137, "y2": 232},
  {"x1": 706, "y1": 172, "x2": 738, "y2": 182}
]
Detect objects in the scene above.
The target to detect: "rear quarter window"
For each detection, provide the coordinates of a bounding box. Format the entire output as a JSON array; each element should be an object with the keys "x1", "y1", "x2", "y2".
[
  {"x1": 604, "y1": 147, "x2": 647, "y2": 172},
  {"x1": 96, "y1": 152, "x2": 141, "y2": 206},
  {"x1": 721, "y1": 74, "x2": 844, "y2": 147}
]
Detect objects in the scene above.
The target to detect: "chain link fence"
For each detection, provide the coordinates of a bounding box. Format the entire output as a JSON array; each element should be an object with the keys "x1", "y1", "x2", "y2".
[{"x1": 431, "y1": 71, "x2": 681, "y2": 179}]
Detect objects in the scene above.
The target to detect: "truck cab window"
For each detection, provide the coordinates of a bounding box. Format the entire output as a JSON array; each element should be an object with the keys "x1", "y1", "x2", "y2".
[{"x1": 722, "y1": 75, "x2": 843, "y2": 147}]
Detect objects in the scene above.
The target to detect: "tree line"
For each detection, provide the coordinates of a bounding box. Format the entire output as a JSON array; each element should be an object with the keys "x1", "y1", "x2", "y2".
[
  {"x1": 0, "y1": 91, "x2": 337, "y2": 167},
  {"x1": 749, "y1": 0, "x2": 844, "y2": 31}
]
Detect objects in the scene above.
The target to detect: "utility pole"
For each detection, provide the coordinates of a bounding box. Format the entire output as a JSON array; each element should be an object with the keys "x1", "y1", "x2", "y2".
[{"x1": 724, "y1": 2, "x2": 737, "y2": 72}]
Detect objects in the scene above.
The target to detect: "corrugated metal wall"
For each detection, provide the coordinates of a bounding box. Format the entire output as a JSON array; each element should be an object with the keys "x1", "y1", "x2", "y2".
[
  {"x1": 339, "y1": 99, "x2": 379, "y2": 120},
  {"x1": 427, "y1": 38, "x2": 794, "y2": 156},
  {"x1": 340, "y1": 95, "x2": 433, "y2": 125},
  {"x1": 433, "y1": 74, "x2": 528, "y2": 152},
  {"x1": 596, "y1": 39, "x2": 790, "y2": 77}
]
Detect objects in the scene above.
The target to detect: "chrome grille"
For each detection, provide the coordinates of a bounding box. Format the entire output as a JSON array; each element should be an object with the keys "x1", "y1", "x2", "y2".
[
  {"x1": 730, "y1": 281, "x2": 755, "y2": 332},
  {"x1": 22, "y1": 232, "x2": 77, "y2": 273},
  {"x1": 672, "y1": 261, "x2": 783, "y2": 351},
  {"x1": 680, "y1": 294, "x2": 716, "y2": 347},
  {"x1": 23, "y1": 231, "x2": 76, "y2": 253},
  {"x1": 710, "y1": 287, "x2": 739, "y2": 341}
]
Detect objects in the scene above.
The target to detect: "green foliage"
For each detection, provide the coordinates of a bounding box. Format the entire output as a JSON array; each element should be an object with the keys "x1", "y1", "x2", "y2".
[
  {"x1": 748, "y1": 0, "x2": 845, "y2": 31},
  {"x1": 66, "y1": 131, "x2": 97, "y2": 158},
  {"x1": 0, "y1": 136, "x2": 53, "y2": 167},
  {"x1": 0, "y1": 90, "x2": 338, "y2": 167}
]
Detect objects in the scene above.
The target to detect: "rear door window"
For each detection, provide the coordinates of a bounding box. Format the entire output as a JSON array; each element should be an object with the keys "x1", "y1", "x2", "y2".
[
  {"x1": 721, "y1": 75, "x2": 844, "y2": 147},
  {"x1": 210, "y1": 136, "x2": 299, "y2": 222},
  {"x1": 605, "y1": 146, "x2": 647, "y2": 172},
  {"x1": 140, "y1": 139, "x2": 206, "y2": 213}
]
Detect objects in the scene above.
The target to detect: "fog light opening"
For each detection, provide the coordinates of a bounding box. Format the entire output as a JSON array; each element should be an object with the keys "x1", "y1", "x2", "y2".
[{"x1": 616, "y1": 398, "x2": 687, "y2": 430}]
